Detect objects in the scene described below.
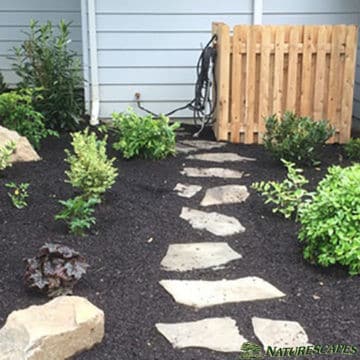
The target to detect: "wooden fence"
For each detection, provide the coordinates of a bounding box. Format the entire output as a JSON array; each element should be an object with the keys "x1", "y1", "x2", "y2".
[{"x1": 212, "y1": 23, "x2": 358, "y2": 144}]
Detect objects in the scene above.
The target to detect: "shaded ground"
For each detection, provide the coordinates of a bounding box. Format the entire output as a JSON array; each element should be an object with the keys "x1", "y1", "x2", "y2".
[{"x1": 0, "y1": 125, "x2": 359, "y2": 359}]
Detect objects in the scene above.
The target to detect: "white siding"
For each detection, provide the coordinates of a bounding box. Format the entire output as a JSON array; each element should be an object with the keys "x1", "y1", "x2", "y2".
[
  {"x1": 0, "y1": 0, "x2": 82, "y2": 86},
  {"x1": 94, "y1": 0, "x2": 253, "y2": 118},
  {"x1": 93, "y1": 0, "x2": 360, "y2": 120}
]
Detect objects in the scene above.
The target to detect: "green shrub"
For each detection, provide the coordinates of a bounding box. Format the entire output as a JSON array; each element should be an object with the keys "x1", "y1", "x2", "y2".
[
  {"x1": 263, "y1": 112, "x2": 335, "y2": 165},
  {"x1": 0, "y1": 73, "x2": 8, "y2": 94},
  {"x1": 24, "y1": 243, "x2": 89, "y2": 297},
  {"x1": 55, "y1": 196, "x2": 100, "y2": 236},
  {"x1": 252, "y1": 160, "x2": 310, "y2": 219},
  {"x1": 344, "y1": 138, "x2": 360, "y2": 161},
  {"x1": 0, "y1": 141, "x2": 16, "y2": 171},
  {"x1": 112, "y1": 108, "x2": 180, "y2": 159},
  {"x1": 0, "y1": 89, "x2": 57, "y2": 149},
  {"x1": 298, "y1": 164, "x2": 360, "y2": 275},
  {"x1": 12, "y1": 20, "x2": 83, "y2": 131},
  {"x1": 65, "y1": 128, "x2": 118, "y2": 198},
  {"x1": 5, "y1": 182, "x2": 29, "y2": 209}
]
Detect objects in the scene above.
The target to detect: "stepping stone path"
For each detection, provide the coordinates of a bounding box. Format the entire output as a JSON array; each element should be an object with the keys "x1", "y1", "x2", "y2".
[
  {"x1": 181, "y1": 167, "x2": 243, "y2": 178},
  {"x1": 187, "y1": 152, "x2": 256, "y2": 163},
  {"x1": 161, "y1": 243, "x2": 242, "y2": 272},
  {"x1": 159, "y1": 277, "x2": 285, "y2": 308},
  {"x1": 180, "y1": 207, "x2": 245, "y2": 236},
  {"x1": 173, "y1": 183, "x2": 202, "y2": 198},
  {"x1": 156, "y1": 317, "x2": 247, "y2": 352},
  {"x1": 201, "y1": 185, "x2": 250, "y2": 206},
  {"x1": 155, "y1": 139, "x2": 310, "y2": 354},
  {"x1": 252, "y1": 317, "x2": 310, "y2": 349}
]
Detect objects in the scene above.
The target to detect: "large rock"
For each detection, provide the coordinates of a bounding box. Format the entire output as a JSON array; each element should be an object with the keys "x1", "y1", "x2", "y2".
[
  {"x1": 201, "y1": 185, "x2": 250, "y2": 206},
  {"x1": 0, "y1": 296, "x2": 104, "y2": 360},
  {"x1": 0, "y1": 126, "x2": 40, "y2": 163}
]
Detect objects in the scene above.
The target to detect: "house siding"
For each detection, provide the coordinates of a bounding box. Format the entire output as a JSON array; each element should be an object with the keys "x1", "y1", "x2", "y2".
[
  {"x1": 93, "y1": 0, "x2": 359, "y2": 120},
  {"x1": 0, "y1": 0, "x2": 82, "y2": 87}
]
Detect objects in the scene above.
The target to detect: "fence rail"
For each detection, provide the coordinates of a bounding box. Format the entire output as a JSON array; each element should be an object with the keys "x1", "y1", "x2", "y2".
[{"x1": 212, "y1": 23, "x2": 358, "y2": 144}]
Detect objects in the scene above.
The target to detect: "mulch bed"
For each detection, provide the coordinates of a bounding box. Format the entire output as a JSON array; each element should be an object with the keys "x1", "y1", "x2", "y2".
[{"x1": 0, "y1": 125, "x2": 359, "y2": 359}]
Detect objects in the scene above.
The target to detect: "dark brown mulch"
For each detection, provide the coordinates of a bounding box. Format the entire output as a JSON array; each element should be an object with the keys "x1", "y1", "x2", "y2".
[{"x1": 0, "y1": 125, "x2": 359, "y2": 360}]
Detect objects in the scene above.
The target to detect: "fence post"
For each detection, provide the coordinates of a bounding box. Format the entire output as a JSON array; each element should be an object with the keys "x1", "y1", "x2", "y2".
[{"x1": 212, "y1": 22, "x2": 231, "y2": 141}]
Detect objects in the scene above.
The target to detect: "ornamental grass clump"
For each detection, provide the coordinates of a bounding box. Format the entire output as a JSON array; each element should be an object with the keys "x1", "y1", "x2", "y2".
[
  {"x1": 112, "y1": 108, "x2": 180, "y2": 159},
  {"x1": 263, "y1": 112, "x2": 334, "y2": 165},
  {"x1": 298, "y1": 164, "x2": 360, "y2": 275}
]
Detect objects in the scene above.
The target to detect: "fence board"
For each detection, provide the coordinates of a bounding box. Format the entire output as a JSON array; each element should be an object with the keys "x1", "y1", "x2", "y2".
[{"x1": 213, "y1": 23, "x2": 358, "y2": 144}]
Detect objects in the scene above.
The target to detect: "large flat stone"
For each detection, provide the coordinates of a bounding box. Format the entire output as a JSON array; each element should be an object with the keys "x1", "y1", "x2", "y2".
[
  {"x1": 0, "y1": 296, "x2": 104, "y2": 360},
  {"x1": 201, "y1": 185, "x2": 250, "y2": 206},
  {"x1": 180, "y1": 140, "x2": 227, "y2": 150},
  {"x1": 156, "y1": 317, "x2": 247, "y2": 352},
  {"x1": 160, "y1": 277, "x2": 285, "y2": 308},
  {"x1": 173, "y1": 183, "x2": 202, "y2": 198},
  {"x1": 180, "y1": 207, "x2": 245, "y2": 236},
  {"x1": 161, "y1": 243, "x2": 242, "y2": 272},
  {"x1": 187, "y1": 153, "x2": 256, "y2": 163},
  {"x1": 252, "y1": 317, "x2": 310, "y2": 350},
  {"x1": 181, "y1": 167, "x2": 243, "y2": 179}
]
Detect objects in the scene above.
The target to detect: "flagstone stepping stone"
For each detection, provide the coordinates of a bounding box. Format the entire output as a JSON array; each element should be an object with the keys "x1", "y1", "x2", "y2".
[
  {"x1": 252, "y1": 317, "x2": 310, "y2": 350},
  {"x1": 173, "y1": 183, "x2": 202, "y2": 198},
  {"x1": 181, "y1": 167, "x2": 243, "y2": 179},
  {"x1": 176, "y1": 143, "x2": 197, "y2": 154},
  {"x1": 187, "y1": 152, "x2": 256, "y2": 163},
  {"x1": 201, "y1": 185, "x2": 250, "y2": 206},
  {"x1": 161, "y1": 243, "x2": 242, "y2": 272},
  {"x1": 180, "y1": 207, "x2": 245, "y2": 236},
  {"x1": 156, "y1": 317, "x2": 247, "y2": 352},
  {"x1": 159, "y1": 277, "x2": 285, "y2": 308},
  {"x1": 180, "y1": 140, "x2": 227, "y2": 150}
]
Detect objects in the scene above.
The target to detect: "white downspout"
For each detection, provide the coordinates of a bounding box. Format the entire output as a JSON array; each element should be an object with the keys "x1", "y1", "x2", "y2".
[
  {"x1": 81, "y1": 0, "x2": 90, "y2": 113},
  {"x1": 253, "y1": 0, "x2": 263, "y2": 25},
  {"x1": 87, "y1": 0, "x2": 100, "y2": 125}
]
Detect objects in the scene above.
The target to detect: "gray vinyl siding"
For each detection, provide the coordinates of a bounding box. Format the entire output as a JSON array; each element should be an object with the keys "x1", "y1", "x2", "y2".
[
  {"x1": 262, "y1": 0, "x2": 360, "y2": 122},
  {"x1": 94, "y1": 0, "x2": 254, "y2": 118},
  {"x1": 0, "y1": 0, "x2": 82, "y2": 87}
]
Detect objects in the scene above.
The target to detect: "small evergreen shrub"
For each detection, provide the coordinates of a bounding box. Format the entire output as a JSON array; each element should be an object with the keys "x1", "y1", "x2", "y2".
[
  {"x1": 344, "y1": 138, "x2": 360, "y2": 161},
  {"x1": 12, "y1": 20, "x2": 83, "y2": 131},
  {"x1": 0, "y1": 141, "x2": 16, "y2": 172},
  {"x1": 65, "y1": 128, "x2": 118, "y2": 198},
  {"x1": 263, "y1": 112, "x2": 335, "y2": 165},
  {"x1": 252, "y1": 160, "x2": 310, "y2": 219},
  {"x1": 0, "y1": 89, "x2": 57, "y2": 149},
  {"x1": 298, "y1": 164, "x2": 360, "y2": 275},
  {"x1": 0, "y1": 73, "x2": 8, "y2": 94},
  {"x1": 112, "y1": 108, "x2": 180, "y2": 159},
  {"x1": 24, "y1": 243, "x2": 89, "y2": 297},
  {"x1": 55, "y1": 196, "x2": 100, "y2": 236}
]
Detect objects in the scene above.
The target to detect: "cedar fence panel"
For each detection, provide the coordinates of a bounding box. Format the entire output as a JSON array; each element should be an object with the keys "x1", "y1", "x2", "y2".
[{"x1": 212, "y1": 23, "x2": 358, "y2": 144}]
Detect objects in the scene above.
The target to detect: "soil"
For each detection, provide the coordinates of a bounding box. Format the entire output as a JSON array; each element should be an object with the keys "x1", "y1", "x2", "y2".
[{"x1": 0, "y1": 125, "x2": 359, "y2": 360}]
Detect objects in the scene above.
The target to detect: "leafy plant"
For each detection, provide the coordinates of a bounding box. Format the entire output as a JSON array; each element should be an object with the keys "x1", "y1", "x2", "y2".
[
  {"x1": 65, "y1": 128, "x2": 118, "y2": 198},
  {"x1": 298, "y1": 164, "x2": 360, "y2": 275},
  {"x1": 12, "y1": 20, "x2": 83, "y2": 131},
  {"x1": 55, "y1": 196, "x2": 100, "y2": 236},
  {"x1": 112, "y1": 108, "x2": 180, "y2": 159},
  {"x1": 0, "y1": 89, "x2": 58, "y2": 149},
  {"x1": 24, "y1": 243, "x2": 89, "y2": 297},
  {"x1": 263, "y1": 112, "x2": 335, "y2": 165},
  {"x1": 0, "y1": 73, "x2": 8, "y2": 94},
  {"x1": 344, "y1": 138, "x2": 360, "y2": 161},
  {"x1": 0, "y1": 141, "x2": 16, "y2": 171},
  {"x1": 5, "y1": 182, "x2": 29, "y2": 209},
  {"x1": 252, "y1": 160, "x2": 310, "y2": 219}
]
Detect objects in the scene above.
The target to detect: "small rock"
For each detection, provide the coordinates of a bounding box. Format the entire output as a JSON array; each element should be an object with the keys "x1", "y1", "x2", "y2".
[
  {"x1": 312, "y1": 294, "x2": 320, "y2": 300},
  {"x1": 0, "y1": 126, "x2": 41, "y2": 163},
  {"x1": 180, "y1": 207, "x2": 245, "y2": 236},
  {"x1": 181, "y1": 167, "x2": 243, "y2": 179},
  {"x1": 0, "y1": 296, "x2": 104, "y2": 360},
  {"x1": 173, "y1": 183, "x2": 202, "y2": 198},
  {"x1": 200, "y1": 185, "x2": 250, "y2": 206}
]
